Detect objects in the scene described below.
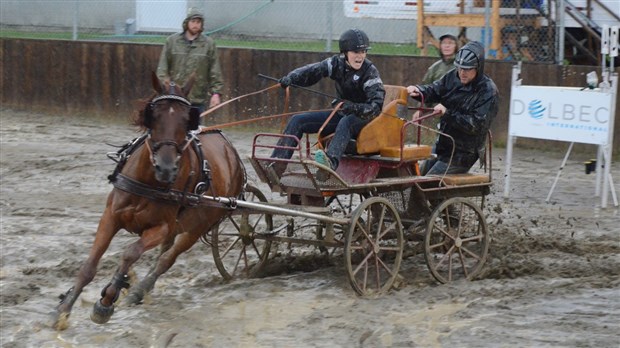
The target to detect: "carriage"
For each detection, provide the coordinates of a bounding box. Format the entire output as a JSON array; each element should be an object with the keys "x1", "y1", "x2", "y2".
[
  {"x1": 205, "y1": 84, "x2": 493, "y2": 296},
  {"x1": 54, "y1": 76, "x2": 493, "y2": 329}
]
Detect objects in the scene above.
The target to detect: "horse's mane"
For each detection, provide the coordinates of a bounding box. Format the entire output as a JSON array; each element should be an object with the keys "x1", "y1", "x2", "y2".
[
  {"x1": 131, "y1": 92, "x2": 157, "y2": 131},
  {"x1": 130, "y1": 77, "x2": 193, "y2": 132}
]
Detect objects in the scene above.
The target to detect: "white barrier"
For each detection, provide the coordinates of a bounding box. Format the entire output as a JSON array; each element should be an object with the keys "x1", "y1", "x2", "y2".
[
  {"x1": 503, "y1": 65, "x2": 618, "y2": 208},
  {"x1": 505, "y1": 25, "x2": 618, "y2": 208}
]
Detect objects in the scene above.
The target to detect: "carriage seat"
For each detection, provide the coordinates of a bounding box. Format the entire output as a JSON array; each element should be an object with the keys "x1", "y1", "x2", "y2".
[
  {"x1": 438, "y1": 173, "x2": 491, "y2": 186},
  {"x1": 355, "y1": 85, "x2": 432, "y2": 161},
  {"x1": 379, "y1": 144, "x2": 433, "y2": 161},
  {"x1": 433, "y1": 131, "x2": 493, "y2": 186}
]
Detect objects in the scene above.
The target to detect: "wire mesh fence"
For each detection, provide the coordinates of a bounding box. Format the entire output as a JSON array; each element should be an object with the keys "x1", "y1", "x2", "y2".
[{"x1": 1, "y1": 1, "x2": 617, "y2": 65}]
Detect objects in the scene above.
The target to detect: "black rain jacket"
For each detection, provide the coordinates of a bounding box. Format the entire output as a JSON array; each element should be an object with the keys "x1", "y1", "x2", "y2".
[
  {"x1": 285, "y1": 54, "x2": 385, "y2": 120},
  {"x1": 415, "y1": 41, "x2": 499, "y2": 166}
]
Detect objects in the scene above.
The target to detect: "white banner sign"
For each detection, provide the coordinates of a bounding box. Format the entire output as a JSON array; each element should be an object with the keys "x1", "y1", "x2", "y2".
[{"x1": 509, "y1": 86, "x2": 613, "y2": 145}]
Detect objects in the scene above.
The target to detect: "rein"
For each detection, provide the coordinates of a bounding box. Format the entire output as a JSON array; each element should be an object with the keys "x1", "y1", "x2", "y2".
[
  {"x1": 200, "y1": 84, "x2": 281, "y2": 118},
  {"x1": 200, "y1": 83, "x2": 408, "y2": 132},
  {"x1": 201, "y1": 108, "x2": 333, "y2": 131}
]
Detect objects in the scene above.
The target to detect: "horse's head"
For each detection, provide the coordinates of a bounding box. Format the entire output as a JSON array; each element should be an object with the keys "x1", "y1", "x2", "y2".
[{"x1": 141, "y1": 72, "x2": 200, "y2": 184}]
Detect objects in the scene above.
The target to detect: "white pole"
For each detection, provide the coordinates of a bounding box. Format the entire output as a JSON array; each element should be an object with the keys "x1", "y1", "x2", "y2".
[
  {"x1": 595, "y1": 145, "x2": 603, "y2": 196},
  {"x1": 557, "y1": 0, "x2": 565, "y2": 64},
  {"x1": 610, "y1": 26, "x2": 618, "y2": 74},
  {"x1": 72, "y1": 0, "x2": 79, "y2": 41},
  {"x1": 484, "y1": 0, "x2": 491, "y2": 58},
  {"x1": 504, "y1": 64, "x2": 521, "y2": 198},
  {"x1": 601, "y1": 25, "x2": 610, "y2": 87},
  {"x1": 601, "y1": 73, "x2": 618, "y2": 208},
  {"x1": 325, "y1": 1, "x2": 333, "y2": 52},
  {"x1": 546, "y1": 142, "x2": 574, "y2": 202},
  {"x1": 504, "y1": 135, "x2": 515, "y2": 198}
]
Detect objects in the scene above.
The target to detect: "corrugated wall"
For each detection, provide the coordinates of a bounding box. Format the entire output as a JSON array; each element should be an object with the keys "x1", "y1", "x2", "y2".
[{"x1": 1, "y1": 38, "x2": 618, "y2": 152}]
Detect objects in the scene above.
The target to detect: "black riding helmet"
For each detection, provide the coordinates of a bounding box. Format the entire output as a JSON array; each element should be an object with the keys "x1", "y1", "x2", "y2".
[
  {"x1": 339, "y1": 29, "x2": 371, "y2": 53},
  {"x1": 453, "y1": 41, "x2": 486, "y2": 84},
  {"x1": 454, "y1": 46, "x2": 480, "y2": 70}
]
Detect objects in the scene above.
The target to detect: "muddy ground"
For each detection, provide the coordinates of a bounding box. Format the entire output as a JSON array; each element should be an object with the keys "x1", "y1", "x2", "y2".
[{"x1": 1, "y1": 109, "x2": 619, "y2": 347}]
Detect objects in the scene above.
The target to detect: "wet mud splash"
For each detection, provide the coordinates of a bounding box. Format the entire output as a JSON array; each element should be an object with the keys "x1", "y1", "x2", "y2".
[{"x1": 1, "y1": 109, "x2": 618, "y2": 347}]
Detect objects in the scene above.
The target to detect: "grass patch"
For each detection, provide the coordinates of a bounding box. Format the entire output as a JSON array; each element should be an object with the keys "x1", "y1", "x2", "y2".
[{"x1": 0, "y1": 30, "x2": 437, "y2": 56}]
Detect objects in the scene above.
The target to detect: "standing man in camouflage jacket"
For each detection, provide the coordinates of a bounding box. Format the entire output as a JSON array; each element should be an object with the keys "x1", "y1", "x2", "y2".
[{"x1": 156, "y1": 7, "x2": 223, "y2": 114}]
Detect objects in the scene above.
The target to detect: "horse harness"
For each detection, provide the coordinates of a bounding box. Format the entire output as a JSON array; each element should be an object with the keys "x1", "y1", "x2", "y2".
[{"x1": 107, "y1": 130, "x2": 221, "y2": 207}]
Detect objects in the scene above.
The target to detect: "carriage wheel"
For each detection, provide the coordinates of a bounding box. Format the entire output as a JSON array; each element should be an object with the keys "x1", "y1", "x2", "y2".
[
  {"x1": 330, "y1": 192, "x2": 368, "y2": 218},
  {"x1": 345, "y1": 197, "x2": 404, "y2": 296},
  {"x1": 319, "y1": 193, "x2": 367, "y2": 255},
  {"x1": 424, "y1": 197, "x2": 489, "y2": 284},
  {"x1": 212, "y1": 184, "x2": 273, "y2": 280}
]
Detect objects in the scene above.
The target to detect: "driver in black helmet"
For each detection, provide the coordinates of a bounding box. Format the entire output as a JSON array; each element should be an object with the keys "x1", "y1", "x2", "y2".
[
  {"x1": 269, "y1": 29, "x2": 385, "y2": 176},
  {"x1": 406, "y1": 41, "x2": 499, "y2": 175}
]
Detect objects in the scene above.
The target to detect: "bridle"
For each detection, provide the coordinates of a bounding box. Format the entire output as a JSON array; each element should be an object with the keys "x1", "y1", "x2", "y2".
[
  {"x1": 143, "y1": 90, "x2": 198, "y2": 173},
  {"x1": 107, "y1": 79, "x2": 214, "y2": 202},
  {"x1": 145, "y1": 133, "x2": 194, "y2": 168}
]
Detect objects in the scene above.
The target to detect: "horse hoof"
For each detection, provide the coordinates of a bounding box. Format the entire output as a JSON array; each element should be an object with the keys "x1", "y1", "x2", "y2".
[
  {"x1": 123, "y1": 293, "x2": 141, "y2": 306},
  {"x1": 52, "y1": 311, "x2": 70, "y2": 331},
  {"x1": 90, "y1": 299, "x2": 114, "y2": 324},
  {"x1": 124, "y1": 287, "x2": 147, "y2": 306}
]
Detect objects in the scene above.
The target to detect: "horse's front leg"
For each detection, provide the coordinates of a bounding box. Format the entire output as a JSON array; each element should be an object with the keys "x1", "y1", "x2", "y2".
[
  {"x1": 124, "y1": 228, "x2": 203, "y2": 306},
  {"x1": 90, "y1": 223, "x2": 171, "y2": 324},
  {"x1": 54, "y1": 208, "x2": 119, "y2": 330}
]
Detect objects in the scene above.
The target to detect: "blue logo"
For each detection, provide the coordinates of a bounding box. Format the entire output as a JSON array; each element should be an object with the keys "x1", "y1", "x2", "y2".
[{"x1": 528, "y1": 100, "x2": 545, "y2": 119}]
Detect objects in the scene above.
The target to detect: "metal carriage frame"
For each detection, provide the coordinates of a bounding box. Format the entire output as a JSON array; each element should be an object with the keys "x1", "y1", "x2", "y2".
[{"x1": 203, "y1": 123, "x2": 493, "y2": 296}]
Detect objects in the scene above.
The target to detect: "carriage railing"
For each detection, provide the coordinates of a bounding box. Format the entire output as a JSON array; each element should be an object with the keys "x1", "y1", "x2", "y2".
[{"x1": 198, "y1": 82, "x2": 492, "y2": 192}]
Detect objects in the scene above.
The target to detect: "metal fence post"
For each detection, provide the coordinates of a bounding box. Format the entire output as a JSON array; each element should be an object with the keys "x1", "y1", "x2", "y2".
[
  {"x1": 556, "y1": 0, "x2": 565, "y2": 64},
  {"x1": 72, "y1": 0, "x2": 79, "y2": 41},
  {"x1": 325, "y1": 1, "x2": 333, "y2": 52}
]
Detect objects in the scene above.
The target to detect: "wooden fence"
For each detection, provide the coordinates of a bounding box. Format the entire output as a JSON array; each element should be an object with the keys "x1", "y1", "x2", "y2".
[{"x1": 1, "y1": 38, "x2": 618, "y2": 152}]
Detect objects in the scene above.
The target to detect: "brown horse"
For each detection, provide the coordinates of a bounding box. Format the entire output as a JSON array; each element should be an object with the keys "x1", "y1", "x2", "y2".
[{"x1": 53, "y1": 73, "x2": 246, "y2": 330}]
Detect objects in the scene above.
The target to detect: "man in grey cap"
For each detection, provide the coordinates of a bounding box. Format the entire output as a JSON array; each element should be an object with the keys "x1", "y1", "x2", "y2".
[
  {"x1": 156, "y1": 7, "x2": 223, "y2": 114},
  {"x1": 421, "y1": 34, "x2": 459, "y2": 84}
]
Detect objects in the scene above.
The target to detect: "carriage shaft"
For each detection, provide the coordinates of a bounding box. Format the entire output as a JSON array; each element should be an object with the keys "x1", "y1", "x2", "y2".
[{"x1": 202, "y1": 195, "x2": 349, "y2": 225}]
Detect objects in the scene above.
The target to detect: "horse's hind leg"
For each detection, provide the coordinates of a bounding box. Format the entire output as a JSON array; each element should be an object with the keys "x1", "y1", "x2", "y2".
[
  {"x1": 91, "y1": 224, "x2": 170, "y2": 324},
  {"x1": 54, "y1": 209, "x2": 119, "y2": 330},
  {"x1": 124, "y1": 230, "x2": 202, "y2": 305},
  {"x1": 123, "y1": 234, "x2": 175, "y2": 305}
]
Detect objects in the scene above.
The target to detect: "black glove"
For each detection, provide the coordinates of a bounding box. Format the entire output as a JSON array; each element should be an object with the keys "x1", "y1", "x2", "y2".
[
  {"x1": 279, "y1": 76, "x2": 292, "y2": 89},
  {"x1": 341, "y1": 102, "x2": 362, "y2": 115}
]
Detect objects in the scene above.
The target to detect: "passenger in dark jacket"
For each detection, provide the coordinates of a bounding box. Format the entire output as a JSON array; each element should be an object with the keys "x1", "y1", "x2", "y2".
[
  {"x1": 270, "y1": 29, "x2": 385, "y2": 175},
  {"x1": 406, "y1": 41, "x2": 499, "y2": 175}
]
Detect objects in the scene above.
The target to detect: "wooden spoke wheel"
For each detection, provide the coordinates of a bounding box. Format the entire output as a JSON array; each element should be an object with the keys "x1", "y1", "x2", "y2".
[
  {"x1": 329, "y1": 192, "x2": 368, "y2": 218},
  {"x1": 212, "y1": 183, "x2": 273, "y2": 280},
  {"x1": 318, "y1": 193, "x2": 367, "y2": 255},
  {"x1": 345, "y1": 197, "x2": 404, "y2": 296},
  {"x1": 424, "y1": 197, "x2": 489, "y2": 284}
]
